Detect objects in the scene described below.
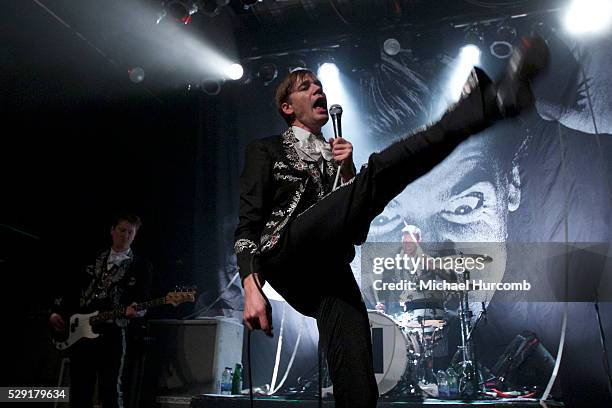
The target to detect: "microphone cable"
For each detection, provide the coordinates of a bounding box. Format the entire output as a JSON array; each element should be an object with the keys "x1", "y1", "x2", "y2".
[{"x1": 248, "y1": 329, "x2": 254, "y2": 408}]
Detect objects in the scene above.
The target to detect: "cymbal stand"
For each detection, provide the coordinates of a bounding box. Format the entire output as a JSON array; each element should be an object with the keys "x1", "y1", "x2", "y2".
[
  {"x1": 466, "y1": 302, "x2": 487, "y2": 344},
  {"x1": 455, "y1": 269, "x2": 479, "y2": 398}
]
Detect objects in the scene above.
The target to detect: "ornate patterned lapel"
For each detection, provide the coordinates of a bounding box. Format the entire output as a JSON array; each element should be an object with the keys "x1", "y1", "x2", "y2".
[
  {"x1": 323, "y1": 160, "x2": 338, "y2": 193},
  {"x1": 281, "y1": 127, "x2": 308, "y2": 172},
  {"x1": 80, "y1": 249, "x2": 132, "y2": 308},
  {"x1": 282, "y1": 127, "x2": 334, "y2": 198}
]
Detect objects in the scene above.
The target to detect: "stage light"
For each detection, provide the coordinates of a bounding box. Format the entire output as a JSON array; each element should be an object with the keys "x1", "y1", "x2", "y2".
[
  {"x1": 449, "y1": 45, "x2": 481, "y2": 101},
  {"x1": 383, "y1": 38, "x2": 401, "y2": 56},
  {"x1": 227, "y1": 63, "x2": 244, "y2": 80},
  {"x1": 460, "y1": 45, "x2": 481, "y2": 63},
  {"x1": 128, "y1": 67, "x2": 145, "y2": 83},
  {"x1": 257, "y1": 62, "x2": 278, "y2": 86},
  {"x1": 464, "y1": 25, "x2": 484, "y2": 50},
  {"x1": 317, "y1": 62, "x2": 339, "y2": 80},
  {"x1": 201, "y1": 78, "x2": 222, "y2": 95},
  {"x1": 490, "y1": 22, "x2": 517, "y2": 59},
  {"x1": 564, "y1": 0, "x2": 611, "y2": 35},
  {"x1": 317, "y1": 61, "x2": 343, "y2": 129},
  {"x1": 159, "y1": 0, "x2": 197, "y2": 24}
]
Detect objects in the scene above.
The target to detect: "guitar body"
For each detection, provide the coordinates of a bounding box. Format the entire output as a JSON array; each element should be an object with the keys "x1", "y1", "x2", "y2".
[{"x1": 54, "y1": 311, "x2": 100, "y2": 351}]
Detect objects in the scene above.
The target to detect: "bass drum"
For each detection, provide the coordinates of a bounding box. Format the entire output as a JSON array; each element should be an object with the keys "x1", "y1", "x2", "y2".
[{"x1": 368, "y1": 310, "x2": 418, "y2": 395}]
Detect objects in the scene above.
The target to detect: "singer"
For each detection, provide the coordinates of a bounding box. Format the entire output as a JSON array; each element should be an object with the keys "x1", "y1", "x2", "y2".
[{"x1": 235, "y1": 37, "x2": 547, "y2": 408}]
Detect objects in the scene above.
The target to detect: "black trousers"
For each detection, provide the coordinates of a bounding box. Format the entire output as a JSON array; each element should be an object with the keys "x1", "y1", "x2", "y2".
[
  {"x1": 69, "y1": 327, "x2": 127, "y2": 408},
  {"x1": 260, "y1": 69, "x2": 492, "y2": 407}
]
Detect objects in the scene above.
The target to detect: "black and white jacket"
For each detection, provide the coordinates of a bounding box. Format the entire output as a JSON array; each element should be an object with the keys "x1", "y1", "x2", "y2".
[{"x1": 234, "y1": 127, "x2": 353, "y2": 281}]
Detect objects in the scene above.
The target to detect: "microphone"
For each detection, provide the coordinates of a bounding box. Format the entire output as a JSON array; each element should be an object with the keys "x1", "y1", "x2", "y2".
[
  {"x1": 329, "y1": 104, "x2": 343, "y2": 139},
  {"x1": 329, "y1": 104, "x2": 344, "y2": 191}
]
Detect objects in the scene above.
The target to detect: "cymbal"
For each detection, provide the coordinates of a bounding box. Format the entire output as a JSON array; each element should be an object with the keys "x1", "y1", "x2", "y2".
[
  {"x1": 440, "y1": 254, "x2": 493, "y2": 264},
  {"x1": 403, "y1": 319, "x2": 446, "y2": 329}
]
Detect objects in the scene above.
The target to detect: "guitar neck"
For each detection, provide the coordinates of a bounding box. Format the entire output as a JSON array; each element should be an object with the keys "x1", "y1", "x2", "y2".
[{"x1": 90, "y1": 297, "x2": 166, "y2": 324}]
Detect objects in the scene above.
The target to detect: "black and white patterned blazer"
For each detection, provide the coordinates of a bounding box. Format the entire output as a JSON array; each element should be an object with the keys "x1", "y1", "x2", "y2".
[{"x1": 234, "y1": 127, "x2": 353, "y2": 281}]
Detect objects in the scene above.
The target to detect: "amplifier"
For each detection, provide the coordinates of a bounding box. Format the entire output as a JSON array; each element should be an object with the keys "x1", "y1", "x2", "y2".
[{"x1": 147, "y1": 318, "x2": 244, "y2": 396}]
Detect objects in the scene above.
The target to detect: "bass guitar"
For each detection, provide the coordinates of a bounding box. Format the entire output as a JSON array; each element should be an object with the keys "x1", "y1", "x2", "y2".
[{"x1": 53, "y1": 289, "x2": 195, "y2": 350}]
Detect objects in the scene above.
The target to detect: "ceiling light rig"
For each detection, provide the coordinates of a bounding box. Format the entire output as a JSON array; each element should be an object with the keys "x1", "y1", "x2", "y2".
[
  {"x1": 156, "y1": 0, "x2": 230, "y2": 24},
  {"x1": 382, "y1": 38, "x2": 402, "y2": 56},
  {"x1": 490, "y1": 21, "x2": 517, "y2": 59},
  {"x1": 157, "y1": 0, "x2": 197, "y2": 24},
  {"x1": 257, "y1": 62, "x2": 279, "y2": 86},
  {"x1": 464, "y1": 25, "x2": 485, "y2": 50}
]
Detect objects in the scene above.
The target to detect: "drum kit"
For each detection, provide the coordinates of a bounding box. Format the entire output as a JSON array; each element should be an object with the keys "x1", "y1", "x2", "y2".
[{"x1": 368, "y1": 253, "x2": 493, "y2": 399}]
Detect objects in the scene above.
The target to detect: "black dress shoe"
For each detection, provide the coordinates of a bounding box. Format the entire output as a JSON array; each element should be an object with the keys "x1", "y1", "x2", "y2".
[{"x1": 494, "y1": 36, "x2": 550, "y2": 118}]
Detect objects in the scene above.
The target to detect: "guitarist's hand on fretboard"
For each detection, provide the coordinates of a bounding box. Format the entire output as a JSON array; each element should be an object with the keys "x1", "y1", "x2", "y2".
[
  {"x1": 49, "y1": 313, "x2": 66, "y2": 332},
  {"x1": 125, "y1": 303, "x2": 142, "y2": 318}
]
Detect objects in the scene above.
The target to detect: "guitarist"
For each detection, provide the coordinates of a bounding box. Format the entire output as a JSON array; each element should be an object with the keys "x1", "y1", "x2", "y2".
[{"x1": 49, "y1": 214, "x2": 153, "y2": 408}]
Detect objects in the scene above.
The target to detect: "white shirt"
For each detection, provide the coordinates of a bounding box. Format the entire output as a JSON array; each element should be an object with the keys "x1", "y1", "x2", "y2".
[
  {"x1": 107, "y1": 248, "x2": 132, "y2": 270},
  {"x1": 291, "y1": 126, "x2": 333, "y2": 167}
]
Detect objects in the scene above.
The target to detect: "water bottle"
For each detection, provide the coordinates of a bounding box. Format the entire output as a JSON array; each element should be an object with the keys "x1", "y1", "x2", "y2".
[
  {"x1": 231, "y1": 363, "x2": 243, "y2": 395},
  {"x1": 436, "y1": 370, "x2": 448, "y2": 398},
  {"x1": 446, "y1": 367, "x2": 458, "y2": 398},
  {"x1": 220, "y1": 367, "x2": 233, "y2": 395}
]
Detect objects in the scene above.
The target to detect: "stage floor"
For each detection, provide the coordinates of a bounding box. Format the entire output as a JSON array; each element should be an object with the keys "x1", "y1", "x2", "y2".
[{"x1": 171, "y1": 394, "x2": 564, "y2": 408}]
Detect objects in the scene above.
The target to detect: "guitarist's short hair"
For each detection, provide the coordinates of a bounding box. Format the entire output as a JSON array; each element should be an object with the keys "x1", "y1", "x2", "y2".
[{"x1": 112, "y1": 213, "x2": 142, "y2": 230}]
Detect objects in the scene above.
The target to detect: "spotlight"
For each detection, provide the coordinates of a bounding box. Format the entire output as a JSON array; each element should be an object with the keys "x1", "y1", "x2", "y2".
[
  {"x1": 460, "y1": 44, "x2": 481, "y2": 63},
  {"x1": 490, "y1": 22, "x2": 517, "y2": 59},
  {"x1": 464, "y1": 25, "x2": 484, "y2": 50},
  {"x1": 236, "y1": 64, "x2": 253, "y2": 85},
  {"x1": 564, "y1": 0, "x2": 611, "y2": 35},
  {"x1": 196, "y1": 0, "x2": 230, "y2": 17},
  {"x1": 128, "y1": 67, "x2": 145, "y2": 83},
  {"x1": 383, "y1": 38, "x2": 401, "y2": 56},
  {"x1": 449, "y1": 45, "x2": 482, "y2": 101},
  {"x1": 257, "y1": 62, "x2": 278, "y2": 86},
  {"x1": 317, "y1": 53, "x2": 339, "y2": 78},
  {"x1": 201, "y1": 78, "x2": 222, "y2": 95},
  {"x1": 227, "y1": 63, "x2": 244, "y2": 80},
  {"x1": 317, "y1": 62, "x2": 339, "y2": 79}
]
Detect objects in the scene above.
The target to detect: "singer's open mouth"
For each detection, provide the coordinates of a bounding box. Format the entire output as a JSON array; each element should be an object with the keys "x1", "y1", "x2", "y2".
[{"x1": 313, "y1": 97, "x2": 327, "y2": 114}]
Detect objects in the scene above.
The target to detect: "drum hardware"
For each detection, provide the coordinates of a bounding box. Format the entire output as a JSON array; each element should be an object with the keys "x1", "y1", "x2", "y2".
[
  {"x1": 451, "y1": 253, "x2": 491, "y2": 399},
  {"x1": 366, "y1": 252, "x2": 494, "y2": 399},
  {"x1": 403, "y1": 319, "x2": 445, "y2": 329},
  {"x1": 367, "y1": 310, "x2": 411, "y2": 396}
]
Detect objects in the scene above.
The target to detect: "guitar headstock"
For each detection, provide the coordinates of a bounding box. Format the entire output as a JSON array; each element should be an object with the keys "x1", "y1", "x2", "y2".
[{"x1": 165, "y1": 287, "x2": 196, "y2": 306}]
